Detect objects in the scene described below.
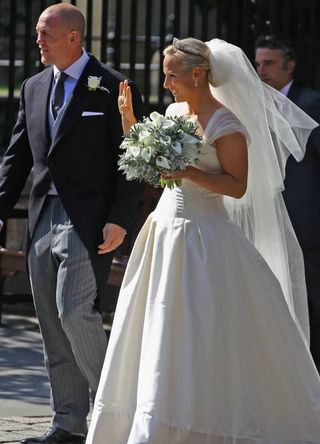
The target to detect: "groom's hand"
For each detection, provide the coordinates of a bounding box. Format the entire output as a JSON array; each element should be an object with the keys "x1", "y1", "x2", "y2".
[{"x1": 98, "y1": 223, "x2": 127, "y2": 254}]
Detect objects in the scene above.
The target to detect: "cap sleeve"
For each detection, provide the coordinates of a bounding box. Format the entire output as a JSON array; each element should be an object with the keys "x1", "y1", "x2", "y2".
[
  {"x1": 165, "y1": 102, "x2": 188, "y2": 117},
  {"x1": 205, "y1": 107, "x2": 249, "y2": 145}
]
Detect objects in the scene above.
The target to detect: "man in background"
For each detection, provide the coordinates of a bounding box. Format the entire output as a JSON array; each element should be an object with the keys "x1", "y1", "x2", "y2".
[{"x1": 255, "y1": 35, "x2": 320, "y2": 372}]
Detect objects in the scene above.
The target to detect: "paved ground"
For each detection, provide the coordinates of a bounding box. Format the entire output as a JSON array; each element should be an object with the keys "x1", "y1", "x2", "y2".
[
  {"x1": 0, "y1": 303, "x2": 52, "y2": 443},
  {"x1": 0, "y1": 306, "x2": 47, "y2": 442},
  {"x1": 0, "y1": 417, "x2": 52, "y2": 444},
  {"x1": 0, "y1": 302, "x2": 103, "y2": 443}
]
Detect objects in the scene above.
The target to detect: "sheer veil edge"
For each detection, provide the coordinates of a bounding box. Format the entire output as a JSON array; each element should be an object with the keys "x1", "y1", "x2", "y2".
[{"x1": 206, "y1": 38, "x2": 318, "y2": 343}]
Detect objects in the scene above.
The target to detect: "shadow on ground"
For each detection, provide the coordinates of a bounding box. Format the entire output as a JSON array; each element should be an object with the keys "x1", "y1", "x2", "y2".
[{"x1": 0, "y1": 306, "x2": 50, "y2": 407}]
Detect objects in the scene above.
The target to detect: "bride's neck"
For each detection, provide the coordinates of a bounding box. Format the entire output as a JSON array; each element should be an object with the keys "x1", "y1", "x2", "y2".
[{"x1": 187, "y1": 91, "x2": 221, "y2": 116}]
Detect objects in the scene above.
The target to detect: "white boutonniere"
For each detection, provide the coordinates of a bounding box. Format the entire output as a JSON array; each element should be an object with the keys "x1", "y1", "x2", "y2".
[{"x1": 86, "y1": 76, "x2": 110, "y2": 93}]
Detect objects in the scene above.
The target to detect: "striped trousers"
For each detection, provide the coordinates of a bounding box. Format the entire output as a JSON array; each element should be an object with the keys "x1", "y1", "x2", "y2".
[{"x1": 28, "y1": 196, "x2": 108, "y2": 433}]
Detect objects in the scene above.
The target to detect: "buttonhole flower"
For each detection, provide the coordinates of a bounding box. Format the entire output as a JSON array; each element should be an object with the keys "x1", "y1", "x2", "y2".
[{"x1": 86, "y1": 76, "x2": 110, "y2": 93}]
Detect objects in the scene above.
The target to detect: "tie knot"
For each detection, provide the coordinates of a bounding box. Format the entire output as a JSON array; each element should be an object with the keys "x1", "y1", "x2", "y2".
[{"x1": 55, "y1": 71, "x2": 68, "y2": 83}]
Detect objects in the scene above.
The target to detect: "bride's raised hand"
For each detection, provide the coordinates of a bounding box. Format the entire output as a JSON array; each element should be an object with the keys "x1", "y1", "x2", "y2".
[{"x1": 118, "y1": 80, "x2": 137, "y2": 133}]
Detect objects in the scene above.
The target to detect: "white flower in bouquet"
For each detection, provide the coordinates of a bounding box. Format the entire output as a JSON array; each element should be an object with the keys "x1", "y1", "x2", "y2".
[{"x1": 118, "y1": 111, "x2": 203, "y2": 189}]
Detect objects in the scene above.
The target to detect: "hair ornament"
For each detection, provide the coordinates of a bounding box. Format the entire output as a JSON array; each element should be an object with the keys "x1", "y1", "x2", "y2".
[{"x1": 172, "y1": 37, "x2": 202, "y2": 56}]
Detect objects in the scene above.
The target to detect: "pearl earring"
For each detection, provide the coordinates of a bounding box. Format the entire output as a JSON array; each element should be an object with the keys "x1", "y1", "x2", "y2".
[{"x1": 195, "y1": 80, "x2": 199, "y2": 87}]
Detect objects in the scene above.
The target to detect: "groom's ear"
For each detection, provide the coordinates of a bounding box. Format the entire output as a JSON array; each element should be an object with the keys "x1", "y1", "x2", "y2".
[{"x1": 68, "y1": 30, "x2": 80, "y2": 45}]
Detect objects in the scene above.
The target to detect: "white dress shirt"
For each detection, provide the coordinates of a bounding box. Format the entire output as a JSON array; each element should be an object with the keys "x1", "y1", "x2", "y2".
[
  {"x1": 52, "y1": 49, "x2": 90, "y2": 108},
  {"x1": 280, "y1": 80, "x2": 293, "y2": 97}
]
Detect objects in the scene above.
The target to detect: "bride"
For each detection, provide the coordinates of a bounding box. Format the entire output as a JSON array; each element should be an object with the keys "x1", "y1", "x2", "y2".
[{"x1": 86, "y1": 38, "x2": 320, "y2": 443}]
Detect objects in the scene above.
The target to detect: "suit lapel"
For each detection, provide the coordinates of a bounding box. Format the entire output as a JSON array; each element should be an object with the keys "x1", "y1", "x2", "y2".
[
  {"x1": 34, "y1": 67, "x2": 53, "y2": 143},
  {"x1": 48, "y1": 56, "x2": 108, "y2": 155},
  {"x1": 287, "y1": 82, "x2": 301, "y2": 104}
]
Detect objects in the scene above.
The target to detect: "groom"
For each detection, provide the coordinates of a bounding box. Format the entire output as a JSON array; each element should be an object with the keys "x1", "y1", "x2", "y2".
[{"x1": 0, "y1": 4, "x2": 143, "y2": 443}]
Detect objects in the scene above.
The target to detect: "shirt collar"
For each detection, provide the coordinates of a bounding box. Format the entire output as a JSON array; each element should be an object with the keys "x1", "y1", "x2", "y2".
[
  {"x1": 53, "y1": 49, "x2": 90, "y2": 80},
  {"x1": 280, "y1": 80, "x2": 293, "y2": 97}
]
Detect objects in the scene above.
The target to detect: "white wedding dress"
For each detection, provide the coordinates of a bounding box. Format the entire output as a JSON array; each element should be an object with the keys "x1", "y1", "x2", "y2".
[{"x1": 86, "y1": 105, "x2": 320, "y2": 444}]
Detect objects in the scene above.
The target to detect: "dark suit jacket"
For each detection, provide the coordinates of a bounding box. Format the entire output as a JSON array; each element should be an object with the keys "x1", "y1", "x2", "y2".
[
  {"x1": 282, "y1": 82, "x2": 320, "y2": 249},
  {"x1": 0, "y1": 55, "x2": 144, "y2": 298}
]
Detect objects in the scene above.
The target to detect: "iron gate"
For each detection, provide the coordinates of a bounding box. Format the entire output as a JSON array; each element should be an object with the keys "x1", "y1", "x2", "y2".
[{"x1": 0, "y1": 0, "x2": 319, "y2": 151}]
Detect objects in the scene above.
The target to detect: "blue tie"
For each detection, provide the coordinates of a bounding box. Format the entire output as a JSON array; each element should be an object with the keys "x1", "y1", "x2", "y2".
[{"x1": 51, "y1": 71, "x2": 68, "y2": 119}]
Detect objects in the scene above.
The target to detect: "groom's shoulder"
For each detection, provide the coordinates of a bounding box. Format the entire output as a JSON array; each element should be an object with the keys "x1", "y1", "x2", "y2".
[{"x1": 89, "y1": 55, "x2": 126, "y2": 82}]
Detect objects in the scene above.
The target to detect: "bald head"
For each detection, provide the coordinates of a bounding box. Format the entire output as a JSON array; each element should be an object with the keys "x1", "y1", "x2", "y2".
[
  {"x1": 36, "y1": 3, "x2": 86, "y2": 70},
  {"x1": 41, "y1": 3, "x2": 85, "y2": 41}
]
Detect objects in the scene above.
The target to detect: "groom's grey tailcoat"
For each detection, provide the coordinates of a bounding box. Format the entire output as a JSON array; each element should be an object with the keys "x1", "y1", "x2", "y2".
[{"x1": 0, "y1": 55, "x2": 144, "y2": 300}]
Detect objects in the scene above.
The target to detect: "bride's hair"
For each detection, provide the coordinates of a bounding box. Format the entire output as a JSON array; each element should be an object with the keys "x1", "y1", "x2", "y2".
[{"x1": 163, "y1": 37, "x2": 217, "y2": 86}]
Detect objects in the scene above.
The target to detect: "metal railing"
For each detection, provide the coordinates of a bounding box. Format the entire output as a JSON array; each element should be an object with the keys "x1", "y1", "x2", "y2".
[{"x1": 0, "y1": 0, "x2": 319, "y2": 151}]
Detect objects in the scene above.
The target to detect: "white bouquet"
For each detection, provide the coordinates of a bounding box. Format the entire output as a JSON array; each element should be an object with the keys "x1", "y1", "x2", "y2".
[{"x1": 118, "y1": 111, "x2": 203, "y2": 189}]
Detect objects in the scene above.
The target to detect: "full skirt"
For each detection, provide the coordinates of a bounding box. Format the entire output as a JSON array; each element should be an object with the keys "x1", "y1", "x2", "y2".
[{"x1": 87, "y1": 189, "x2": 320, "y2": 444}]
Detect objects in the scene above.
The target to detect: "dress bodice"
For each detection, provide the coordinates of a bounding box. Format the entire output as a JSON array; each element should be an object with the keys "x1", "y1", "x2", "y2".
[
  {"x1": 164, "y1": 101, "x2": 247, "y2": 197},
  {"x1": 153, "y1": 102, "x2": 248, "y2": 220}
]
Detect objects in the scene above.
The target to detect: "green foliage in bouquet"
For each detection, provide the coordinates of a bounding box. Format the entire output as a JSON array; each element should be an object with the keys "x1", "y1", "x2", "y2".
[{"x1": 118, "y1": 111, "x2": 203, "y2": 189}]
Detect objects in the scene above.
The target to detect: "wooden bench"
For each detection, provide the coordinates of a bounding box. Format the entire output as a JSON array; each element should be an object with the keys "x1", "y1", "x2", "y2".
[
  {"x1": 0, "y1": 247, "x2": 27, "y2": 324},
  {"x1": 0, "y1": 185, "x2": 162, "y2": 324},
  {"x1": 0, "y1": 207, "x2": 29, "y2": 324}
]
